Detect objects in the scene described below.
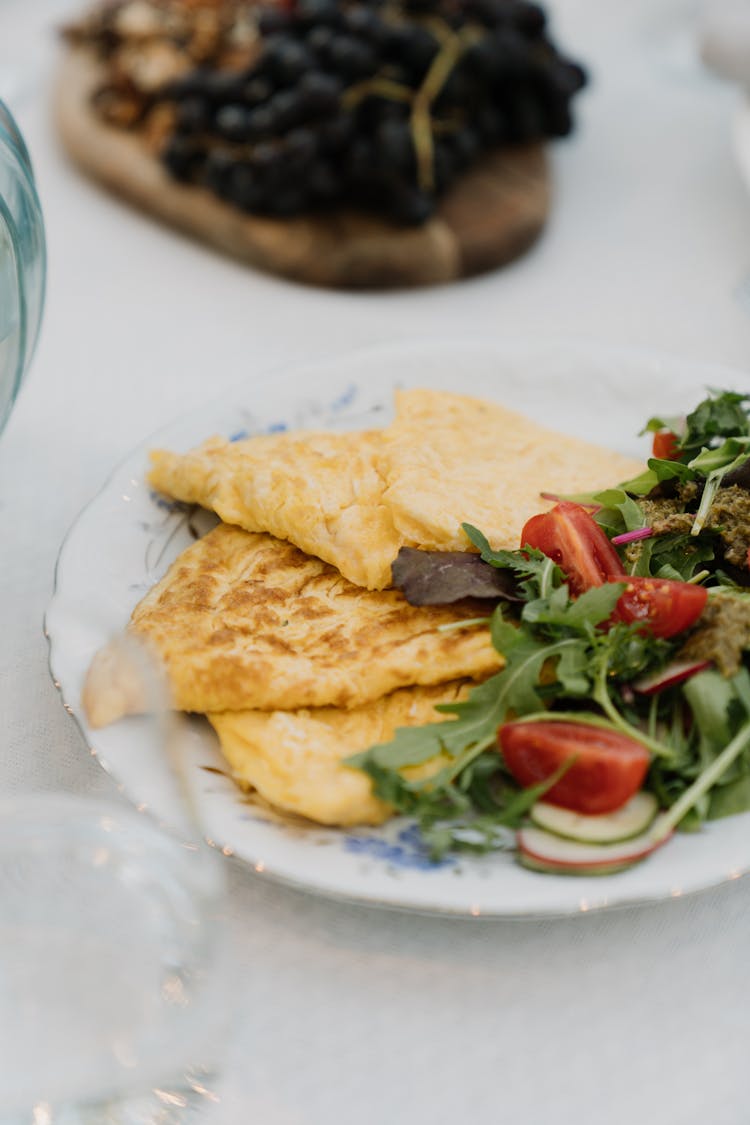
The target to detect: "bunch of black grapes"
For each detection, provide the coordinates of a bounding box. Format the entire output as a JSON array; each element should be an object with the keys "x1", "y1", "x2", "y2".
[{"x1": 161, "y1": 0, "x2": 586, "y2": 225}]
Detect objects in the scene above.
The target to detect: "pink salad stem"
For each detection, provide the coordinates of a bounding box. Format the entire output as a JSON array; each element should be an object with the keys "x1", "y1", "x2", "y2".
[{"x1": 611, "y1": 527, "x2": 654, "y2": 546}]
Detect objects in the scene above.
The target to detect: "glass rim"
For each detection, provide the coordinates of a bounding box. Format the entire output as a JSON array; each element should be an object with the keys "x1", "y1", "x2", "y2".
[{"x1": 0, "y1": 95, "x2": 46, "y2": 436}]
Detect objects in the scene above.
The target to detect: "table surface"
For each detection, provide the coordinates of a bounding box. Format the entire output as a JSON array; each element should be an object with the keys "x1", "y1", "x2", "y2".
[{"x1": 4, "y1": 1, "x2": 750, "y2": 1122}]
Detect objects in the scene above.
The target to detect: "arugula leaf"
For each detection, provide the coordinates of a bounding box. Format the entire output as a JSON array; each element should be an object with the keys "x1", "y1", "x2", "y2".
[
  {"x1": 711, "y1": 570, "x2": 750, "y2": 589},
  {"x1": 708, "y1": 774, "x2": 750, "y2": 819},
  {"x1": 596, "y1": 622, "x2": 672, "y2": 683},
  {"x1": 681, "y1": 391, "x2": 750, "y2": 456},
  {"x1": 462, "y1": 524, "x2": 565, "y2": 605},
  {"x1": 730, "y1": 665, "x2": 750, "y2": 713},
  {"x1": 691, "y1": 442, "x2": 750, "y2": 535},
  {"x1": 347, "y1": 633, "x2": 580, "y2": 782},
  {"x1": 688, "y1": 436, "x2": 750, "y2": 475},
  {"x1": 639, "y1": 390, "x2": 750, "y2": 462},
  {"x1": 634, "y1": 532, "x2": 715, "y2": 582},
  {"x1": 554, "y1": 643, "x2": 591, "y2": 695},
  {"x1": 592, "y1": 489, "x2": 646, "y2": 537},
  {"x1": 462, "y1": 523, "x2": 557, "y2": 579},
  {"x1": 682, "y1": 669, "x2": 734, "y2": 765},
  {"x1": 479, "y1": 635, "x2": 578, "y2": 717},
  {"x1": 460, "y1": 522, "x2": 508, "y2": 561},
  {"x1": 523, "y1": 582, "x2": 624, "y2": 633},
  {"x1": 384, "y1": 752, "x2": 577, "y2": 861},
  {"x1": 457, "y1": 749, "x2": 504, "y2": 803},
  {"x1": 641, "y1": 412, "x2": 684, "y2": 437},
  {"x1": 647, "y1": 663, "x2": 750, "y2": 830},
  {"x1": 346, "y1": 671, "x2": 505, "y2": 774},
  {"x1": 618, "y1": 458, "x2": 696, "y2": 497},
  {"x1": 639, "y1": 390, "x2": 750, "y2": 461},
  {"x1": 472, "y1": 755, "x2": 577, "y2": 829},
  {"x1": 653, "y1": 717, "x2": 750, "y2": 837},
  {"x1": 489, "y1": 604, "x2": 519, "y2": 654}
]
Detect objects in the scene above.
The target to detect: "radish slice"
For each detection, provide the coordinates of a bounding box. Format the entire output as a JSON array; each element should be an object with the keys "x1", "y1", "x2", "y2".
[
  {"x1": 529, "y1": 792, "x2": 658, "y2": 844},
  {"x1": 633, "y1": 660, "x2": 711, "y2": 695},
  {"x1": 517, "y1": 817, "x2": 672, "y2": 876}
]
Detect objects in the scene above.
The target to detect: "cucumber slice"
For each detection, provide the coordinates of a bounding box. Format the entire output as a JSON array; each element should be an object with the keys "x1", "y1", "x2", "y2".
[
  {"x1": 517, "y1": 818, "x2": 671, "y2": 877},
  {"x1": 529, "y1": 792, "x2": 658, "y2": 844}
]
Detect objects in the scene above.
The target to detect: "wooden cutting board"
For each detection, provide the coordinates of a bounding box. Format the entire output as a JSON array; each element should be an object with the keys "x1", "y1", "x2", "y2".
[{"x1": 55, "y1": 49, "x2": 552, "y2": 289}]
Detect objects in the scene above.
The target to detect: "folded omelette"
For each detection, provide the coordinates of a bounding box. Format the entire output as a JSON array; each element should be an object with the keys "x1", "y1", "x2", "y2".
[
  {"x1": 82, "y1": 523, "x2": 499, "y2": 727},
  {"x1": 149, "y1": 429, "x2": 401, "y2": 591},
  {"x1": 208, "y1": 680, "x2": 470, "y2": 827},
  {"x1": 86, "y1": 388, "x2": 644, "y2": 829},
  {"x1": 148, "y1": 388, "x2": 643, "y2": 590}
]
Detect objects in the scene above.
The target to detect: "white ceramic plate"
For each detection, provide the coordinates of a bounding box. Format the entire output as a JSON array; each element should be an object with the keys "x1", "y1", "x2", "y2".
[{"x1": 46, "y1": 338, "x2": 750, "y2": 917}]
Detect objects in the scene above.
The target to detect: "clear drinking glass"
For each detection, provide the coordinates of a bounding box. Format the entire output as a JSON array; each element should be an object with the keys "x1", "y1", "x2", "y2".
[
  {"x1": 0, "y1": 643, "x2": 233, "y2": 1124},
  {"x1": 0, "y1": 797, "x2": 232, "y2": 1125},
  {"x1": 0, "y1": 95, "x2": 45, "y2": 435}
]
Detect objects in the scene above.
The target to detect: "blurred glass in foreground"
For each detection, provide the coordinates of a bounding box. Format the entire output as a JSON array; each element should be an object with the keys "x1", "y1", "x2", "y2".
[
  {"x1": 0, "y1": 638, "x2": 233, "y2": 1124},
  {"x1": 0, "y1": 96, "x2": 45, "y2": 437}
]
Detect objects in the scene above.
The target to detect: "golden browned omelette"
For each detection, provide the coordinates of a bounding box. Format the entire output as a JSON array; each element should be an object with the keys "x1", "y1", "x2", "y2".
[
  {"x1": 380, "y1": 389, "x2": 643, "y2": 554},
  {"x1": 149, "y1": 429, "x2": 401, "y2": 591},
  {"x1": 82, "y1": 524, "x2": 500, "y2": 728},
  {"x1": 148, "y1": 389, "x2": 643, "y2": 589},
  {"x1": 208, "y1": 680, "x2": 470, "y2": 827}
]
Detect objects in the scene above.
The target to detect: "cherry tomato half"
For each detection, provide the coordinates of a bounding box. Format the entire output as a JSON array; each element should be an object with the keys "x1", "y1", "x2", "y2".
[
  {"x1": 521, "y1": 502, "x2": 625, "y2": 595},
  {"x1": 498, "y1": 721, "x2": 650, "y2": 814},
  {"x1": 651, "y1": 430, "x2": 680, "y2": 461},
  {"x1": 611, "y1": 576, "x2": 707, "y2": 639},
  {"x1": 521, "y1": 503, "x2": 707, "y2": 637}
]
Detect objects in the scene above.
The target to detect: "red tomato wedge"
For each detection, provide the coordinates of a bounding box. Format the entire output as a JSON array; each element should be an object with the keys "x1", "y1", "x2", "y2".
[
  {"x1": 611, "y1": 575, "x2": 707, "y2": 639},
  {"x1": 521, "y1": 501, "x2": 625, "y2": 595},
  {"x1": 651, "y1": 430, "x2": 680, "y2": 460},
  {"x1": 498, "y1": 721, "x2": 650, "y2": 814},
  {"x1": 521, "y1": 502, "x2": 707, "y2": 637}
]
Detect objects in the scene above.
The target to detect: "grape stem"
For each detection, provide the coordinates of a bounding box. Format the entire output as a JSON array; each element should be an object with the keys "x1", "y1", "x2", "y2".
[
  {"x1": 411, "y1": 23, "x2": 481, "y2": 193},
  {"x1": 341, "y1": 13, "x2": 483, "y2": 197},
  {"x1": 342, "y1": 77, "x2": 414, "y2": 110}
]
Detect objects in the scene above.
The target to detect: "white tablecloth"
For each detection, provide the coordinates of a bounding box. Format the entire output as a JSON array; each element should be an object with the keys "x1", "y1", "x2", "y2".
[{"x1": 3, "y1": 1, "x2": 750, "y2": 1121}]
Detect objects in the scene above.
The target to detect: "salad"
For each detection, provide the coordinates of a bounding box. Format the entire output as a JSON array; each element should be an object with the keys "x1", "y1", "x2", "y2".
[{"x1": 348, "y1": 390, "x2": 750, "y2": 875}]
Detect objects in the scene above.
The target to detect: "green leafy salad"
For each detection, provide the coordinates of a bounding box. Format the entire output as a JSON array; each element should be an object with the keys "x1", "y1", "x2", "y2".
[{"x1": 347, "y1": 390, "x2": 750, "y2": 875}]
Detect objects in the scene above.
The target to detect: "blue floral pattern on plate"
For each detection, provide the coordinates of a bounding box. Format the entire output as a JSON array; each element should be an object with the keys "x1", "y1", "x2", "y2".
[{"x1": 344, "y1": 824, "x2": 456, "y2": 871}]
